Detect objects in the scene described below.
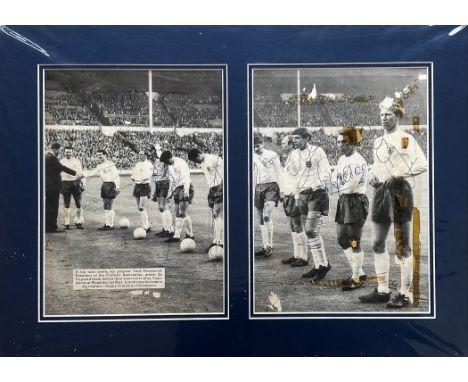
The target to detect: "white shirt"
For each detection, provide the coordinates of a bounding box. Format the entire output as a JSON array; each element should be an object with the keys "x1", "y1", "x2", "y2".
[
  {"x1": 86, "y1": 160, "x2": 120, "y2": 189},
  {"x1": 334, "y1": 151, "x2": 368, "y2": 195},
  {"x1": 168, "y1": 157, "x2": 191, "y2": 191},
  {"x1": 60, "y1": 157, "x2": 82, "y2": 181},
  {"x1": 288, "y1": 144, "x2": 331, "y2": 192},
  {"x1": 131, "y1": 160, "x2": 153, "y2": 184},
  {"x1": 202, "y1": 154, "x2": 223, "y2": 188},
  {"x1": 280, "y1": 152, "x2": 298, "y2": 196},
  {"x1": 253, "y1": 149, "x2": 281, "y2": 187},
  {"x1": 371, "y1": 129, "x2": 427, "y2": 182}
]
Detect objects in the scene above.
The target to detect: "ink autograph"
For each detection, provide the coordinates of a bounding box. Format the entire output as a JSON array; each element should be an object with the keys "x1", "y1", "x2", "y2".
[{"x1": 254, "y1": 136, "x2": 422, "y2": 196}]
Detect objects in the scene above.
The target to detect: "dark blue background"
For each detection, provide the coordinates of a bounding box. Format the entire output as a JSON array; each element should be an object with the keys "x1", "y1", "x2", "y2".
[{"x1": 0, "y1": 26, "x2": 466, "y2": 356}]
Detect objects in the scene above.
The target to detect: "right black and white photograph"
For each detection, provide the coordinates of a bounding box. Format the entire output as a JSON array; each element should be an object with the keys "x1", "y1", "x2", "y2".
[{"x1": 249, "y1": 64, "x2": 433, "y2": 317}]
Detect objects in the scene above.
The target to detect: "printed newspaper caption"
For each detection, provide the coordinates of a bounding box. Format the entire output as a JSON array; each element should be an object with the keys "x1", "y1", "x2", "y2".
[{"x1": 73, "y1": 268, "x2": 165, "y2": 290}]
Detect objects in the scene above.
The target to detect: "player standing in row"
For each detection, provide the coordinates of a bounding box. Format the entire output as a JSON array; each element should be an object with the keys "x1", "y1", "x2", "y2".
[
  {"x1": 188, "y1": 148, "x2": 224, "y2": 249},
  {"x1": 359, "y1": 97, "x2": 427, "y2": 308},
  {"x1": 289, "y1": 128, "x2": 332, "y2": 282},
  {"x1": 60, "y1": 146, "x2": 85, "y2": 229},
  {"x1": 333, "y1": 127, "x2": 369, "y2": 291},
  {"x1": 85, "y1": 149, "x2": 121, "y2": 230},
  {"x1": 149, "y1": 144, "x2": 173, "y2": 238},
  {"x1": 131, "y1": 150, "x2": 154, "y2": 233},
  {"x1": 253, "y1": 135, "x2": 281, "y2": 258},
  {"x1": 279, "y1": 135, "x2": 309, "y2": 267},
  {"x1": 159, "y1": 151, "x2": 195, "y2": 243}
]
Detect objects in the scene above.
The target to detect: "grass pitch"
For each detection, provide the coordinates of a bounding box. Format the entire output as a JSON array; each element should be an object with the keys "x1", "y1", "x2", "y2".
[
  {"x1": 253, "y1": 172, "x2": 431, "y2": 315},
  {"x1": 44, "y1": 174, "x2": 225, "y2": 316}
]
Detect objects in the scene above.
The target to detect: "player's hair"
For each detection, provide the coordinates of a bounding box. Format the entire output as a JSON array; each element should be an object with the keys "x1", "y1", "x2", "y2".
[
  {"x1": 338, "y1": 126, "x2": 362, "y2": 146},
  {"x1": 379, "y1": 96, "x2": 405, "y2": 118},
  {"x1": 188, "y1": 148, "x2": 202, "y2": 162},
  {"x1": 159, "y1": 150, "x2": 173, "y2": 164},
  {"x1": 97, "y1": 149, "x2": 107, "y2": 156},
  {"x1": 50, "y1": 142, "x2": 61, "y2": 150},
  {"x1": 64, "y1": 145, "x2": 73, "y2": 151},
  {"x1": 253, "y1": 134, "x2": 263, "y2": 145},
  {"x1": 291, "y1": 127, "x2": 311, "y2": 140}
]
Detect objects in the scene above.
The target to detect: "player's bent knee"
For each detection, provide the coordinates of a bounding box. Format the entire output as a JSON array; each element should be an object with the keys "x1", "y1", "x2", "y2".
[
  {"x1": 305, "y1": 229, "x2": 319, "y2": 238},
  {"x1": 372, "y1": 241, "x2": 386, "y2": 253},
  {"x1": 337, "y1": 237, "x2": 349, "y2": 249}
]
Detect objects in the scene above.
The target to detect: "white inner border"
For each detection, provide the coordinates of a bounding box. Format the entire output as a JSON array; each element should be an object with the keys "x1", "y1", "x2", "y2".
[
  {"x1": 248, "y1": 62, "x2": 436, "y2": 319},
  {"x1": 37, "y1": 64, "x2": 229, "y2": 323}
]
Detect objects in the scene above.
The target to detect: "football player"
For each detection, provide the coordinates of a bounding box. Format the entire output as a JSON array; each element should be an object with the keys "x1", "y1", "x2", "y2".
[
  {"x1": 188, "y1": 148, "x2": 224, "y2": 249},
  {"x1": 85, "y1": 149, "x2": 120, "y2": 230},
  {"x1": 60, "y1": 146, "x2": 85, "y2": 229},
  {"x1": 131, "y1": 149, "x2": 154, "y2": 233},
  {"x1": 149, "y1": 144, "x2": 173, "y2": 237},
  {"x1": 279, "y1": 135, "x2": 309, "y2": 267},
  {"x1": 289, "y1": 127, "x2": 332, "y2": 282},
  {"x1": 333, "y1": 127, "x2": 369, "y2": 291},
  {"x1": 359, "y1": 97, "x2": 427, "y2": 308},
  {"x1": 253, "y1": 134, "x2": 281, "y2": 258},
  {"x1": 159, "y1": 151, "x2": 194, "y2": 243}
]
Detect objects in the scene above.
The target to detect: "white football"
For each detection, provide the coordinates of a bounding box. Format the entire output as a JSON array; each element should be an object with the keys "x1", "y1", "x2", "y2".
[
  {"x1": 208, "y1": 244, "x2": 224, "y2": 261},
  {"x1": 119, "y1": 218, "x2": 130, "y2": 228},
  {"x1": 133, "y1": 227, "x2": 146, "y2": 240},
  {"x1": 180, "y1": 238, "x2": 196, "y2": 253}
]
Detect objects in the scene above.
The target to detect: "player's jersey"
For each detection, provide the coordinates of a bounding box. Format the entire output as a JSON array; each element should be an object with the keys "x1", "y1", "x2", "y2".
[
  {"x1": 86, "y1": 160, "x2": 120, "y2": 189},
  {"x1": 371, "y1": 129, "x2": 427, "y2": 181},
  {"x1": 151, "y1": 160, "x2": 169, "y2": 183},
  {"x1": 335, "y1": 151, "x2": 368, "y2": 195},
  {"x1": 288, "y1": 144, "x2": 331, "y2": 192},
  {"x1": 131, "y1": 160, "x2": 153, "y2": 184},
  {"x1": 280, "y1": 151, "x2": 298, "y2": 196},
  {"x1": 253, "y1": 149, "x2": 281, "y2": 186},
  {"x1": 168, "y1": 157, "x2": 191, "y2": 191},
  {"x1": 201, "y1": 154, "x2": 223, "y2": 188},
  {"x1": 60, "y1": 157, "x2": 82, "y2": 181}
]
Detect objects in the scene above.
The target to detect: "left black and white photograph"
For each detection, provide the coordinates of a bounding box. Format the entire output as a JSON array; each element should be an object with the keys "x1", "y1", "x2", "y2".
[{"x1": 39, "y1": 66, "x2": 227, "y2": 320}]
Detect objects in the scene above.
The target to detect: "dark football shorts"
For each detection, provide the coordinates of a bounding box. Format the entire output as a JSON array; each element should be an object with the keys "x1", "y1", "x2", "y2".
[
  {"x1": 173, "y1": 184, "x2": 194, "y2": 204},
  {"x1": 299, "y1": 188, "x2": 329, "y2": 216},
  {"x1": 254, "y1": 182, "x2": 280, "y2": 209},
  {"x1": 335, "y1": 193, "x2": 369, "y2": 226},
  {"x1": 133, "y1": 183, "x2": 151, "y2": 198},
  {"x1": 61, "y1": 180, "x2": 82, "y2": 208},
  {"x1": 208, "y1": 184, "x2": 223, "y2": 208},
  {"x1": 154, "y1": 180, "x2": 170, "y2": 198},
  {"x1": 282, "y1": 194, "x2": 301, "y2": 217},
  {"x1": 372, "y1": 177, "x2": 414, "y2": 224},
  {"x1": 101, "y1": 181, "x2": 118, "y2": 199}
]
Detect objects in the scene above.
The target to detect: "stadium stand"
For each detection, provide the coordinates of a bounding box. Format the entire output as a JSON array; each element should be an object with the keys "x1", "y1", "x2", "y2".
[{"x1": 45, "y1": 129, "x2": 223, "y2": 170}]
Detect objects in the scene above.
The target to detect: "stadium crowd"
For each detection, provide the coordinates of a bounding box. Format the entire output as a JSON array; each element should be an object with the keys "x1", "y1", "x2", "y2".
[
  {"x1": 254, "y1": 98, "x2": 425, "y2": 128},
  {"x1": 45, "y1": 91, "x2": 222, "y2": 128},
  {"x1": 45, "y1": 129, "x2": 223, "y2": 170}
]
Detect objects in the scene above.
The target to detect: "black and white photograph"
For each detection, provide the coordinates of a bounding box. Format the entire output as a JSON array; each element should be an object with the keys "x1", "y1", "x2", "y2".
[
  {"x1": 249, "y1": 65, "x2": 433, "y2": 317},
  {"x1": 40, "y1": 67, "x2": 227, "y2": 320}
]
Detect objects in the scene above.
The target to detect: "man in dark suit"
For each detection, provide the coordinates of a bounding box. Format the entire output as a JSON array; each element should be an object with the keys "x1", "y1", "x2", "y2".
[{"x1": 45, "y1": 142, "x2": 80, "y2": 233}]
